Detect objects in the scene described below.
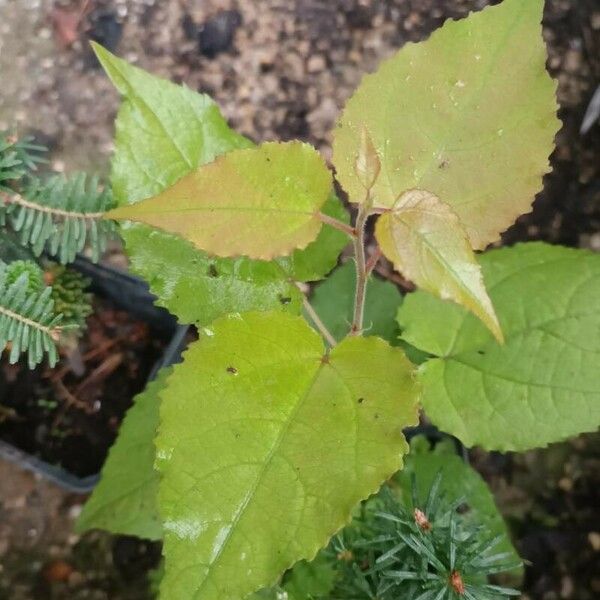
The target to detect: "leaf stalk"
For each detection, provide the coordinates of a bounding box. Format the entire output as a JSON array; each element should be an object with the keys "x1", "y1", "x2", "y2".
[
  {"x1": 300, "y1": 291, "x2": 338, "y2": 348},
  {"x1": 350, "y1": 196, "x2": 371, "y2": 335},
  {"x1": 318, "y1": 212, "x2": 356, "y2": 238}
]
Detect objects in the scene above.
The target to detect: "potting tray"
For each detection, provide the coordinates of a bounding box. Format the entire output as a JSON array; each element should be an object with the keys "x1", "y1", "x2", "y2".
[{"x1": 0, "y1": 257, "x2": 189, "y2": 493}]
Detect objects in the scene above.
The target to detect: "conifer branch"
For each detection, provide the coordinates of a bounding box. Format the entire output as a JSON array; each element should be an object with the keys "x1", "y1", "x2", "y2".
[
  {"x1": 0, "y1": 261, "x2": 62, "y2": 368},
  {"x1": 0, "y1": 172, "x2": 117, "y2": 263},
  {"x1": 0, "y1": 303, "x2": 61, "y2": 340}
]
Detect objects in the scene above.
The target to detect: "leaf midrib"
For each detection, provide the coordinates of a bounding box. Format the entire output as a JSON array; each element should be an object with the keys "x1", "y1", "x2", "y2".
[
  {"x1": 104, "y1": 53, "x2": 194, "y2": 169},
  {"x1": 121, "y1": 205, "x2": 318, "y2": 216}
]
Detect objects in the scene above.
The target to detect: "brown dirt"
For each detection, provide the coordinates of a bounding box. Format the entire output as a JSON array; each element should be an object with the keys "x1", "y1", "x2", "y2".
[{"x1": 0, "y1": 296, "x2": 166, "y2": 478}]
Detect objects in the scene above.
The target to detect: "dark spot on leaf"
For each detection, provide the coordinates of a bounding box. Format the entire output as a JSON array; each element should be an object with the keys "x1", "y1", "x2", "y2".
[
  {"x1": 477, "y1": 350, "x2": 486, "y2": 355},
  {"x1": 208, "y1": 264, "x2": 219, "y2": 277},
  {"x1": 438, "y1": 159, "x2": 450, "y2": 169},
  {"x1": 226, "y1": 366, "x2": 238, "y2": 374},
  {"x1": 374, "y1": 413, "x2": 379, "y2": 419},
  {"x1": 320, "y1": 355, "x2": 330, "y2": 365},
  {"x1": 278, "y1": 294, "x2": 292, "y2": 305},
  {"x1": 357, "y1": 397, "x2": 364, "y2": 404}
]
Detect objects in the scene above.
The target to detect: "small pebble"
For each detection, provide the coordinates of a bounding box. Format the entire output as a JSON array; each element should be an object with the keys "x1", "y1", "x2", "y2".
[
  {"x1": 307, "y1": 55, "x2": 326, "y2": 73},
  {"x1": 588, "y1": 532, "x2": 600, "y2": 551},
  {"x1": 199, "y1": 10, "x2": 242, "y2": 58}
]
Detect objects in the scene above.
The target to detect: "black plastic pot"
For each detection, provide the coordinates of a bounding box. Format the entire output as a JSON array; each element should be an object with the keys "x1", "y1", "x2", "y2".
[{"x1": 0, "y1": 257, "x2": 189, "y2": 493}]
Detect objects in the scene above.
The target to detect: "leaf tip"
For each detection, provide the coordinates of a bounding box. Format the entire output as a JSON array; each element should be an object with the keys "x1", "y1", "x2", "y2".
[
  {"x1": 90, "y1": 40, "x2": 111, "y2": 66},
  {"x1": 488, "y1": 315, "x2": 505, "y2": 346}
]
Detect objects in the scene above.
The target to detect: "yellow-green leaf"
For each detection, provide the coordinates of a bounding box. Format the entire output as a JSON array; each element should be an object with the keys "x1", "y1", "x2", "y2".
[
  {"x1": 92, "y1": 42, "x2": 252, "y2": 206},
  {"x1": 76, "y1": 368, "x2": 170, "y2": 540},
  {"x1": 106, "y1": 142, "x2": 332, "y2": 260},
  {"x1": 398, "y1": 243, "x2": 600, "y2": 451},
  {"x1": 94, "y1": 45, "x2": 346, "y2": 324},
  {"x1": 156, "y1": 312, "x2": 419, "y2": 600},
  {"x1": 375, "y1": 189, "x2": 502, "y2": 341},
  {"x1": 333, "y1": 0, "x2": 559, "y2": 249}
]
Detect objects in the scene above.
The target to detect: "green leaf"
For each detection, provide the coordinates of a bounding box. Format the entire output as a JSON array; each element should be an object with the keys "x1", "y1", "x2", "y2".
[
  {"x1": 112, "y1": 197, "x2": 346, "y2": 327},
  {"x1": 106, "y1": 142, "x2": 332, "y2": 260},
  {"x1": 121, "y1": 195, "x2": 348, "y2": 326},
  {"x1": 308, "y1": 261, "x2": 403, "y2": 344},
  {"x1": 398, "y1": 243, "x2": 600, "y2": 450},
  {"x1": 395, "y1": 435, "x2": 521, "y2": 573},
  {"x1": 92, "y1": 43, "x2": 251, "y2": 205},
  {"x1": 76, "y1": 368, "x2": 170, "y2": 541},
  {"x1": 122, "y1": 224, "x2": 303, "y2": 326},
  {"x1": 248, "y1": 548, "x2": 336, "y2": 599},
  {"x1": 375, "y1": 190, "x2": 502, "y2": 341},
  {"x1": 95, "y1": 45, "x2": 341, "y2": 325},
  {"x1": 156, "y1": 311, "x2": 419, "y2": 600},
  {"x1": 333, "y1": 0, "x2": 559, "y2": 249},
  {"x1": 281, "y1": 554, "x2": 337, "y2": 600}
]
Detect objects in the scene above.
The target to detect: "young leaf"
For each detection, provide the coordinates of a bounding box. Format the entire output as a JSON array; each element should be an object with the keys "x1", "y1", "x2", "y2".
[
  {"x1": 156, "y1": 311, "x2": 419, "y2": 600},
  {"x1": 375, "y1": 190, "x2": 502, "y2": 342},
  {"x1": 95, "y1": 44, "x2": 344, "y2": 325},
  {"x1": 398, "y1": 243, "x2": 600, "y2": 451},
  {"x1": 75, "y1": 368, "x2": 170, "y2": 541},
  {"x1": 355, "y1": 126, "x2": 381, "y2": 191},
  {"x1": 333, "y1": 0, "x2": 559, "y2": 249},
  {"x1": 106, "y1": 141, "x2": 332, "y2": 260},
  {"x1": 308, "y1": 260, "x2": 403, "y2": 344}
]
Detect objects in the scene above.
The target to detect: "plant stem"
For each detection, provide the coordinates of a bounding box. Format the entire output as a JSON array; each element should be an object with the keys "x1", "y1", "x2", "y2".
[
  {"x1": 369, "y1": 206, "x2": 390, "y2": 215},
  {"x1": 365, "y1": 247, "x2": 382, "y2": 277},
  {"x1": 301, "y1": 294, "x2": 337, "y2": 347},
  {"x1": 318, "y1": 212, "x2": 356, "y2": 238},
  {"x1": 351, "y1": 200, "x2": 370, "y2": 335}
]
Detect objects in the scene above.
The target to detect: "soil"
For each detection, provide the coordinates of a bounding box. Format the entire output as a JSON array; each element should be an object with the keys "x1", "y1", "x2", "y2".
[
  {"x1": 472, "y1": 434, "x2": 600, "y2": 599},
  {"x1": 0, "y1": 0, "x2": 598, "y2": 599},
  {"x1": 0, "y1": 296, "x2": 167, "y2": 478}
]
